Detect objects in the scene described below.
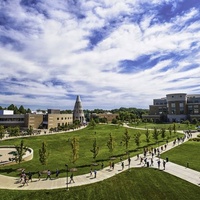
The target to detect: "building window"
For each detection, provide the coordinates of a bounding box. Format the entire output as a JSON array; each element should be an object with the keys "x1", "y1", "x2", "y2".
[
  {"x1": 180, "y1": 108, "x2": 184, "y2": 114},
  {"x1": 179, "y1": 103, "x2": 184, "y2": 107},
  {"x1": 57, "y1": 118, "x2": 59, "y2": 120},
  {"x1": 188, "y1": 106, "x2": 193, "y2": 114},
  {"x1": 171, "y1": 103, "x2": 175, "y2": 108}
]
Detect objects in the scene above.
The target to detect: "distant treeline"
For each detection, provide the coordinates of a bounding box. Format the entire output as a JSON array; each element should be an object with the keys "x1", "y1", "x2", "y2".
[
  {"x1": 0, "y1": 104, "x2": 32, "y2": 114},
  {"x1": 0, "y1": 104, "x2": 148, "y2": 117},
  {"x1": 84, "y1": 107, "x2": 149, "y2": 121}
]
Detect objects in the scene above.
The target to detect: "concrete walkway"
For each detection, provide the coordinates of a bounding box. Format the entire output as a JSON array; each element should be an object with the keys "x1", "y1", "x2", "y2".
[{"x1": 0, "y1": 130, "x2": 200, "y2": 190}]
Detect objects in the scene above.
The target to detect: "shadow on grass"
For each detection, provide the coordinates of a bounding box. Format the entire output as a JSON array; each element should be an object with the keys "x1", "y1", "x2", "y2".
[{"x1": 0, "y1": 168, "x2": 15, "y2": 174}]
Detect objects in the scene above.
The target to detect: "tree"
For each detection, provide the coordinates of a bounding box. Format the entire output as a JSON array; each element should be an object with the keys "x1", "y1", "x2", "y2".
[
  {"x1": 192, "y1": 118, "x2": 198, "y2": 125},
  {"x1": 19, "y1": 105, "x2": 26, "y2": 114},
  {"x1": 39, "y1": 141, "x2": 49, "y2": 166},
  {"x1": 107, "y1": 133, "x2": 115, "y2": 156},
  {"x1": 152, "y1": 127, "x2": 159, "y2": 144},
  {"x1": 144, "y1": 128, "x2": 150, "y2": 143},
  {"x1": 7, "y1": 104, "x2": 15, "y2": 111},
  {"x1": 90, "y1": 138, "x2": 99, "y2": 160},
  {"x1": 117, "y1": 120, "x2": 123, "y2": 128},
  {"x1": 7, "y1": 104, "x2": 20, "y2": 114},
  {"x1": 173, "y1": 123, "x2": 176, "y2": 134},
  {"x1": 134, "y1": 132, "x2": 141, "y2": 148},
  {"x1": 0, "y1": 125, "x2": 5, "y2": 140},
  {"x1": 99, "y1": 117, "x2": 108, "y2": 123},
  {"x1": 89, "y1": 118, "x2": 96, "y2": 129},
  {"x1": 70, "y1": 137, "x2": 79, "y2": 164},
  {"x1": 26, "y1": 108, "x2": 32, "y2": 113},
  {"x1": 27, "y1": 126, "x2": 33, "y2": 135},
  {"x1": 122, "y1": 129, "x2": 131, "y2": 151},
  {"x1": 73, "y1": 120, "x2": 81, "y2": 128},
  {"x1": 111, "y1": 118, "x2": 118, "y2": 124},
  {"x1": 15, "y1": 140, "x2": 27, "y2": 164},
  {"x1": 160, "y1": 128, "x2": 166, "y2": 140},
  {"x1": 168, "y1": 125, "x2": 172, "y2": 138},
  {"x1": 9, "y1": 126, "x2": 20, "y2": 137}
]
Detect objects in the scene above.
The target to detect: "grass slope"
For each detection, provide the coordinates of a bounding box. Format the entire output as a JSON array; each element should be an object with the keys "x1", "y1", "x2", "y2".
[{"x1": 161, "y1": 140, "x2": 200, "y2": 171}]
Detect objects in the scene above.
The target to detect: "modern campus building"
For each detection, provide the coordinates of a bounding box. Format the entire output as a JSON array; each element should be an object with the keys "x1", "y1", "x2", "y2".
[
  {"x1": 143, "y1": 93, "x2": 200, "y2": 122},
  {"x1": 0, "y1": 95, "x2": 85, "y2": 130}
]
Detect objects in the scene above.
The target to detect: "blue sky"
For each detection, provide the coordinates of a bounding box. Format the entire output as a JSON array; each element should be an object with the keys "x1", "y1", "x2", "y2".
[{"x1": 0, "y1": 0, "x2": 200, "y2": 110}]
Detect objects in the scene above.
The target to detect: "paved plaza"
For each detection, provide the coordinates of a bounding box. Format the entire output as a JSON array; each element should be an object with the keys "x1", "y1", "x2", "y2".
[{"x1": 0, "y1": 128, "x2": 200, "y2": 190}]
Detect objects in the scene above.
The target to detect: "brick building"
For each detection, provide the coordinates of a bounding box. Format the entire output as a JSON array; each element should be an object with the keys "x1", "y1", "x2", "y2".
[{"x1": 143, "y1": 93, "x2": 200, "y2": 122}]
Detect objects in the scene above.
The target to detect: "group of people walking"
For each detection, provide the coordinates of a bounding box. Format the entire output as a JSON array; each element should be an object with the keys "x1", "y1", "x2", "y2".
[{"x1": 19, "y1": 170, "x2": 33, "y2": 186}]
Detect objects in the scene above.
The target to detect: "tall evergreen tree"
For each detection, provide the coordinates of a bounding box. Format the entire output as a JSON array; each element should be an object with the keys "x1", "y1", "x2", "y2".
[
  {"x1": 19, "y1": 105, "x2": 26, "y2": 114},
  {"x1": 26, "y1": 108, "x2": 32, "y2": 113}
]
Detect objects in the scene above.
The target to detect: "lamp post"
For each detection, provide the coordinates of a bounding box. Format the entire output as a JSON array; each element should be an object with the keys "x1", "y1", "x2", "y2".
[{"x1": 65, "y1": 164, "x2": 69, "y2": 190}]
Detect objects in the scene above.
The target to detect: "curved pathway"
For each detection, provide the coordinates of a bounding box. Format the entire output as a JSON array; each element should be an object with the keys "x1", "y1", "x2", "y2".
[{"x1": 0, "y1": 128, "x2": 200, "y2": 190}]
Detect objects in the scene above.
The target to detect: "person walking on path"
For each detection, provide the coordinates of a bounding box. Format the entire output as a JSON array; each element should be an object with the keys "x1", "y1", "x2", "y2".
[
  {"x1": 163, "y1": 160, "x2": 166, "y2": 170},
  {"x1": 90, "y1": 168, "x2": 93, "y2": 177},
  {"x1": 157, "y1": 160, "x2": 161, "y2": 169},
  {"x1": 38, "y1": 171, "x2": 41, "y2": 181},
  {"x1": 46, "y1": 170, "x2": 51, "y2": 180},
  {"x1": 22, "y1": 174, "x2": 28, "y2": 186},
  {"x1": 139, "y1": 157, "x2": 143, "y2": 165},
  {"x1": 56, "y1": 169, "x2": 60, "y2": 178},
  {"x1": 112, "y1": 162, "x2": 115, "y2": 170},
  {"x1": 121, "y1": 161, "x2": 124, "y2": 170},
  {"x1": 94, "y1": 170, "x2": 97, "y2": 178},
  {"x1": 150, "y1": 158, "x2": 154, "y2": 166},
  {"x1": 28, "y1": 172, "x2": 32, "y2": 182},
  {"x1": 101, "y1": 162, "x2": 104, "y2": 170},
  {"x1": 69, "y1": 173, "x2": 75, "y2": 183},
  {"x1": 128, "y1": 157, "x2": 131, "y2": 166}
]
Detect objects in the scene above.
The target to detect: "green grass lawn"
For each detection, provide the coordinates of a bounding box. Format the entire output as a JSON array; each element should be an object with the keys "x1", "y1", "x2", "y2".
[
  {"x1": 0, "y1": 168, "x2": 200, "y2": 200},
  {"x1": 0, "y1": 124, "x2": 183, "y2": 178},
  {"x1": 161, "y1": 140, "x2": 200, "y2": 171}
]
